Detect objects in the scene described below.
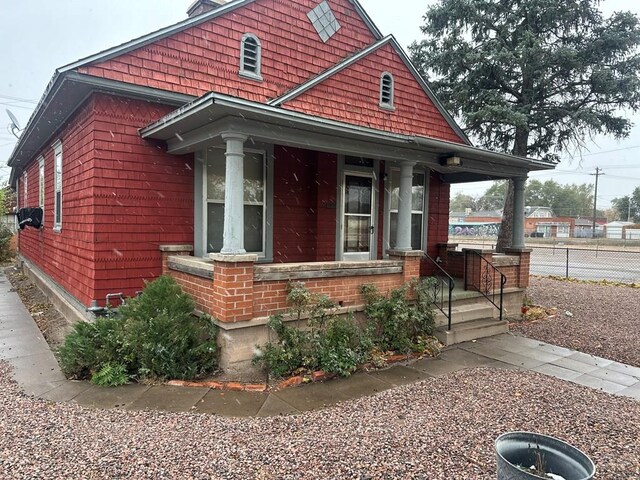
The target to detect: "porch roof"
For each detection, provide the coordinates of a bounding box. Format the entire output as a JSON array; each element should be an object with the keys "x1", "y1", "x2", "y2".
[{"x1": 141, "y1": 92, "x2": 555, "y2": 182}]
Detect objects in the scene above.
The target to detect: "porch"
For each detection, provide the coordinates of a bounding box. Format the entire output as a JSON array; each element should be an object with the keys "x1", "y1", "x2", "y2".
[{"x1": 160, "y1": 243, "x2": 531, "y2": 370}]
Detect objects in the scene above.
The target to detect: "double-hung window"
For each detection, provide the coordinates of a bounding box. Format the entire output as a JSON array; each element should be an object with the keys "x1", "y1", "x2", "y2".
[
  {"x1": 38, "y1": 157, "x2": 45, "y2": 223},
  {"x1": 22, "y1": 171, "x2": 28, "y2": 208},
  {"x1": 388, "y1": 169, "x2": 426, "y2": 250},
  {"x1": 53, "y1": 141, "x2": 62, "y2": 231},
  {"x1": 206, "y1": 148, "x2": 265, "y2": 255}
]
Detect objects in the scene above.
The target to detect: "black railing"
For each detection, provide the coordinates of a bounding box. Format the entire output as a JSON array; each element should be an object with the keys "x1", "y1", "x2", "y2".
[
  {"x1": 464, "y1": 250, "x2": 507, "y2": 321},
  {"x1": 422, "y1": 253, "x2": 455, "y2": 331}
]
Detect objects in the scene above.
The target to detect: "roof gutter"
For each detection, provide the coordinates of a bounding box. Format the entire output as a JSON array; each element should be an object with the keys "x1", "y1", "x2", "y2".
[
  {"x1": 142, "y1": 92, "x2": 555, "y2": 172},
  {"x1": 409, "y1": 136, "x2": 555, "y2": 171}
]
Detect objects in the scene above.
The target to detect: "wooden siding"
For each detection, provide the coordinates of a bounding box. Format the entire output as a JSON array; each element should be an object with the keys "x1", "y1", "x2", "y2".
[
  {"x1": 282, "y1": 43, "x2": 464, "y2": 142},
  {"x1": 76, "y1": 0, "x2": 376, "y2": 102}
]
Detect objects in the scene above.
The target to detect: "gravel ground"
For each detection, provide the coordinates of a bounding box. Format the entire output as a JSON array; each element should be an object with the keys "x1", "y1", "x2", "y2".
[
  {"x1": 1, "y1": 362, "x2": 639, "y2": 479},
  {"x1": 513, "y1": 277, "x2": 640, "y2": 368}
]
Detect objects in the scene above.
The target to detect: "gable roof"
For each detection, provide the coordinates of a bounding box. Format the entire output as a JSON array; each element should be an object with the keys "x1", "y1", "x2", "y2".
[
  {"x1": 58, "y1": 0, "x2": 382, "y2": 73},
  {"x1": 269, "y1": 35, "x2": 469, "y2": 144},
  {"x1": 9, "y1": 0, "x2": 472, "y2": 186}
]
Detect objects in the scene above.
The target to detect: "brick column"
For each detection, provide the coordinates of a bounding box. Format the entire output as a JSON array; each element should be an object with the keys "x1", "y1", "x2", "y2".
[
  {"x1": 388, "y1": 249, "x2": 422, "y2": 283},
  {"x1": 505, "y1": 248, "x2": 532, "y2": 288},
  {"x1": 462, "y1": 248, "x2": 493, "y2": 291},
  {"x1": 159, "y1": 245, "x2": 193, "y2": 274},
  {"x1": 211, "y1": 253, "x2": 257, "y2": 323}
]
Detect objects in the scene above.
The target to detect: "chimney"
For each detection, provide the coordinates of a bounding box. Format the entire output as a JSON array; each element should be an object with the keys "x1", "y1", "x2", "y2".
[{"x1": 187, "y1": 0, "x2": 229, "y2": 17}]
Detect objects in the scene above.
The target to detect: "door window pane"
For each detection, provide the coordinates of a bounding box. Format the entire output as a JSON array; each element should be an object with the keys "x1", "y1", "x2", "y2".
[
  {"x1": 345, "y1": 176, "x2": 372, "y2": 214},
  {"x1": 344, "y1": 216, "x2": 371, "y2": 253}
]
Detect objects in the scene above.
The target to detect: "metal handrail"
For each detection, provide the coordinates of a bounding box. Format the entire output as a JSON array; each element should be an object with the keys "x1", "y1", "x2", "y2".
[
  {"x1": 422, "y1": 253, "x2": 455, "y2": 331},
  {"x1": 464, "y1": 250, "x2": 507, "y2": 321}
]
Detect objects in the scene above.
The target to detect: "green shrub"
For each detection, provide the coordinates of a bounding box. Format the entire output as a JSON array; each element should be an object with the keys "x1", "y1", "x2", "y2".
[
  {"x1": 91, "y1": 363, "x2": 128, "y2": 387},
  {"x1": 255, "y1": 315, "x2": 315, "y2": 378},
  {"x1": 360, "y1": 279, "x2": 436, "y2": 354},
  {"x1": 58, "y1": 275, "x2": 219, "y2": 384},
  {"x1": 0, "y1": 225, "x2": 14, "y2": 263},
  {"x1": 58, "y1": 316, "x2": 124, "y2": 379},
  {"x1": 314, "y1": 315, "x2": 369, "y2": 377},
  {"x1": 254, "y1": 279, "x2": 438, "y2": 379}
]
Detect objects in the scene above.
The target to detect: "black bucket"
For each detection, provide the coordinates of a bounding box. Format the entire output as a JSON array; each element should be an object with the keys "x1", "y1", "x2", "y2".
[{"x1": 495, "y1": 432, "x2": 595, "y2": 480}]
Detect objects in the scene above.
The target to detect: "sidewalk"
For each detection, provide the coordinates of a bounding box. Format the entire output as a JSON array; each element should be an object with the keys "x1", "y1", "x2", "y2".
[{"x1": 1, "y1": 272, "x2": 639, "y2": 417}]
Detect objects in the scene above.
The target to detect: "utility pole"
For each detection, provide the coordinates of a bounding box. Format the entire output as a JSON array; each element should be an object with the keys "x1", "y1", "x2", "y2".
[{"x1": 590, "y1": 168, "x2": 604, "y2": 238}]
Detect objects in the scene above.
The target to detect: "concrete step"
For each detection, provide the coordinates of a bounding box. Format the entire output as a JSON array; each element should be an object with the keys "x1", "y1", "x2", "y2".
[
  {"x1": 434, "y1": 303, "x2": 496, "y2": 328},
  {"x1": 434, "y1": 317, "x2": 509, "y2": 346}
]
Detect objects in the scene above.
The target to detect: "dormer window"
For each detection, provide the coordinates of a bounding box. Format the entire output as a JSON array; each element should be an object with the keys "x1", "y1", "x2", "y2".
[
  {"x1": 240, "y1": 33, "x2": 262, "y2": 80},
  {"x1": 380, "y1": 72, "x2": 395, "y2": 110}
]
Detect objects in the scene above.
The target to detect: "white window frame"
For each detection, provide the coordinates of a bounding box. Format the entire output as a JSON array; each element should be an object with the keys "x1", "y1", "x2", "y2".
[
  {"x1": 53, "y1": 140, "x2": 63, "y2": 232},
  {"x1": 239, "y1": 33, "x2": 263, "y2": 81},
  {"x1": 384, "y1": 166, "x2": 428, "y2": 253},
  {"x1": 22, "y1": 171, "x2": 28, "y2": 208},
  {"x1": 38, "y1": 156, "x2": 45, "y2": 225},
  {"x1": 204, "y1": 147, "x2": 268, "y2": 257},
  {"x1": 379, "y1": 72, "x2": 395, "y2": 110}
]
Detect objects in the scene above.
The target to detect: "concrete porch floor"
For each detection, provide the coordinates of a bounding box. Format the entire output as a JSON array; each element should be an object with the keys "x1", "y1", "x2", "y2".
[{"x1": 2, "y1": 272, "x2": 639, "y2": 417}]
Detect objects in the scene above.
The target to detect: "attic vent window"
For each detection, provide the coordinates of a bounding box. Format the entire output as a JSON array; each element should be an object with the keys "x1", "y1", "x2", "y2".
[
  {"x1": 380, "y1": 72, "x2": 395, "y2": 110},
  {"x1": 307, "y1": 1, "x2": 341, "y2": 43},
  {"x1": 240, "y1": 33, "x2": 262, "y2": 80}
]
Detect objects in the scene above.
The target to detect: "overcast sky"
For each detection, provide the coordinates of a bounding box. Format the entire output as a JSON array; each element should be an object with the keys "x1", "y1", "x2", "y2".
[{"x1": 1, "y1": 0, "x2": 639, "y2": 209}]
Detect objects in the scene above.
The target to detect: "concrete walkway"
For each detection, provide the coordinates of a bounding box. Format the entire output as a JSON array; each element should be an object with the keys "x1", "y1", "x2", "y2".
[{"x1": 1, "y1": 272, "x2": 639, "y2": 417}]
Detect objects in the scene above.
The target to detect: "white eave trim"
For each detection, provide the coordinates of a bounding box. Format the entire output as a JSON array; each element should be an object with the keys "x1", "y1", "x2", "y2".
[
  {"x1": 348, "y1": 0, "x2": 383, "y2": 40},
  {"x1": 140, "y1": 92, "x2": 553, "y2": 171},
  {"x1": 59, "y1": 0, "x2": 384, "y2": 74},
  {"x1": 269, "y1": 36, "x2": 393, "y2": 106},
  {"x1": 59, "y1": 0, "x2": 257, "y2": 73},
  {"x1": 387, "y1": 37, "x2": 471, "y2": 145}
]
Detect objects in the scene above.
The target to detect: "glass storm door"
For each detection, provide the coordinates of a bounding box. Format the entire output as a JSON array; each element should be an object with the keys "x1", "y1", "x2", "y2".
[{"x1": 342, "y1": 174, "x2": 374, "y2": 261}]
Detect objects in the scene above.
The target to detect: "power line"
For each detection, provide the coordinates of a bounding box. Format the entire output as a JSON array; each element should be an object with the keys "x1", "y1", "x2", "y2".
[
  {"x1": 0, "y1": 102, "x2": 33, "y2": 110},
  {"x1": 560, "y1": 144, "x2": 640, "y2": 160},
  {"x1": 0, "y1": 94, "x2": 37, "y2": 104}
]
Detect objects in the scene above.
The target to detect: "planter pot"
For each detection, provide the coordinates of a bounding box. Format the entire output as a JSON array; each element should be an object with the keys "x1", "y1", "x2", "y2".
[{"x1": 495, "y1": 432, "x2": 595, "y2": 480}]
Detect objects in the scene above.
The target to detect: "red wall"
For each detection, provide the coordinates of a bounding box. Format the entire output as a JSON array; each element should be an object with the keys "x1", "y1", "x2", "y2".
[
  {"x1": 18, "y1": 101, "x2": 97, "y2": 306},
  {"x1": 76, "y1": 1, "x2": 464, "y2": 144},
  {"x1": 77, "y1": 0, "x2": 375, "y2": 102},
  {"x1": 284, "y1": 43, "x2": 463, "y2": 142},
  {"x1": 90, "y1": 94, "x2": 194, "y2": 303},
  {"x1": 425, "y1": 172, "x2": 450, "y2": 272},
  {"x1": 18, "y1": 93, "x2": 194, "y2": 308},
  {"x1": 314, "y1": 152, "x2": 338, "y2": 262},
  {"x1": 272, "y1": 146, "x2": 318, "y2": 263}
]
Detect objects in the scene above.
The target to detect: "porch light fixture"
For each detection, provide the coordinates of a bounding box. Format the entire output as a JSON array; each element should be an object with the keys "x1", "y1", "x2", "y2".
[{"x1": 443, "y1": 155, "x2": 462, "y2": 167}]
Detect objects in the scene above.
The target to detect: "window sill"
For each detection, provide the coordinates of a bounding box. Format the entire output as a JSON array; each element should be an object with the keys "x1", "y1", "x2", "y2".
[
  {"x1": 379, "y1": 103, "x2": 395, "y2": 112},
  {"x1": 239, "y1": 71, "x2": 263, "y2": 82}
]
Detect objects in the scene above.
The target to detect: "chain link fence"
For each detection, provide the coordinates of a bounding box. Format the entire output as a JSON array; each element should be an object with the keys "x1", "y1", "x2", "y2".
[{"x1": 529, "y1": 246, "x2": 640, "y2": 284}]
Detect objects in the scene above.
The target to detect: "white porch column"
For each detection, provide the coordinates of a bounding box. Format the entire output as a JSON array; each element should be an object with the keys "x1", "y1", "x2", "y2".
[
  {"x1": 395, "y1": 161, "x2": 416, "y2": 251},
  {"x1": 512, "y1": 176, "x2": 527, "y2": 249},
  {"x1": 220, "y1": 133, "x2": 248, "y2": 254}
]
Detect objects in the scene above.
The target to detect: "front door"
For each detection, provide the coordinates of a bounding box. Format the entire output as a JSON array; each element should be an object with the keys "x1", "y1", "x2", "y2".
[{"x1": 342, "y1": 173, "x2": 375, "y2": 261}]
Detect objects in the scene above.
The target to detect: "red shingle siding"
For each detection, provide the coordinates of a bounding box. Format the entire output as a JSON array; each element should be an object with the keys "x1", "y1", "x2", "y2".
[
  {"x1": 314, "y1": 152, "x2": 338, "y2": 261},
  {"x1": 282, "y1": 44, "x2": 464, "y2": 142},
  {"x1": 77, "y1": 0, "x2": 376, "y2": 102},
  {"x1": 423, "y1": 172, "x2": 450, "y2": 275},
  {"x1": 18, "y1": 101, "x2": 97, "y2": 306},
  {"x1": 19, "y1": 93, "x2": 195, "y2": 308},
  {"x1": 272, "y1": 145, "x2": 318, "y2": 263},
  {"x1": 91, "y1": 94, "x2": 194, "y2": 303}
]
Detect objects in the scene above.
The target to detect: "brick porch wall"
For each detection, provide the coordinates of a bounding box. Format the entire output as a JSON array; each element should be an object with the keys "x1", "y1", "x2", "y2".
[{"x1": 161, "y1": 246, "x2": 422, "y2": 323}]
